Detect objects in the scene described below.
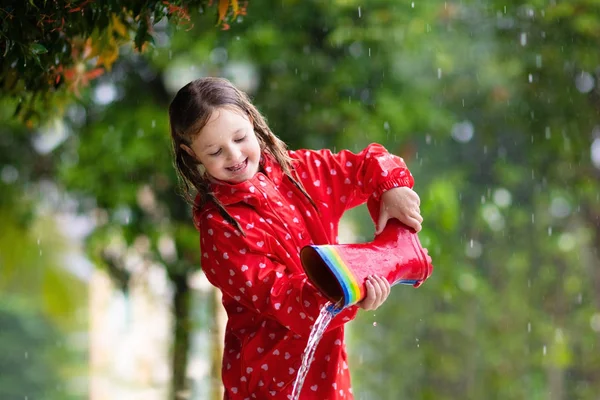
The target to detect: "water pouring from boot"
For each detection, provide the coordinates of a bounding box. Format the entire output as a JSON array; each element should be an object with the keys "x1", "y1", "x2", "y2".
[{"x1": 290, "y1": 201, "x2": 434, "y2": 399}]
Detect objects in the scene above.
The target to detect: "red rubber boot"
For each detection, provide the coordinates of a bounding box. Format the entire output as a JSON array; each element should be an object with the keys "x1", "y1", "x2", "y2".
[{"x1": 300, "y1": 198, "x2": 433, "y2": 309}]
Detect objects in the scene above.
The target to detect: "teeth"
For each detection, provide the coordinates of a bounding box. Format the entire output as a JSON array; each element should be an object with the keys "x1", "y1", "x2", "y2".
[{"x1": 229, "y1": 159, "x2": 246, "y2": 171}]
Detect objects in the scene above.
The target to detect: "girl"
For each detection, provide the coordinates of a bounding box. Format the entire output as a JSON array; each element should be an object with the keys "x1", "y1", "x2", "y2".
[{"x1": 169, "y1": 77, "x2": 422, "y2": 400}]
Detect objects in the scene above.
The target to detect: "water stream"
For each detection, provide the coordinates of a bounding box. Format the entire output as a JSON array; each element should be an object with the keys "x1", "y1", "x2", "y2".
[{"x1": 290, "y1": 302, "x2": 341, "y2": 400}]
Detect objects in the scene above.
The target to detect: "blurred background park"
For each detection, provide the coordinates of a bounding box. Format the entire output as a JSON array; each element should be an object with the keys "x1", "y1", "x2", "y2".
[{"x1": 1, "y1": 1, "x2": 600, "y2": 399}]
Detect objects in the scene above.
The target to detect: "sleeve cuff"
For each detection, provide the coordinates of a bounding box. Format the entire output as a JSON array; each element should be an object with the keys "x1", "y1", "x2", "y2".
[{"x1": 373, "y1": 176, "x2": 414, "y2": 199}]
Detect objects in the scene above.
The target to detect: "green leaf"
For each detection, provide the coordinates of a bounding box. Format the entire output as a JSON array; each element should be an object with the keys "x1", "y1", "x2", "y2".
[{"x1": 30, "y1": 43, "x2": 48, "y2": 55}]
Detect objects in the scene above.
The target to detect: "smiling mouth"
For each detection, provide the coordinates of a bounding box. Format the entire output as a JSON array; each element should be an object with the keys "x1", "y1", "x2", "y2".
[{"x1": 227, "y1": 158, "x2": 248, "y2": 172}]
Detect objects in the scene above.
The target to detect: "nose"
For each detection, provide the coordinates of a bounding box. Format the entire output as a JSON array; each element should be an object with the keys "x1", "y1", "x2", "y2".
[{"x1": 226, "y1": 145, "x2": 242, "y2": 162}]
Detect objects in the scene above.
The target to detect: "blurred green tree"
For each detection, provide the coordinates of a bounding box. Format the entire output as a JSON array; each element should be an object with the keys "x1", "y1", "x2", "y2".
[
  {"x1": 0, "y1": 0, "x2": 243, "y2": 125},
  {"x1": 2, "y1": 0, "x2": 599, "y2": 399},
  {"x1": 0, "y1": 297, "x2": 80, "y2": 400}
]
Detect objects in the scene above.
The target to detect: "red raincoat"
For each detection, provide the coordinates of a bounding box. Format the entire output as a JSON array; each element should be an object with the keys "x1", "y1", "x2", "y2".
[{"x1": 195, "y1": 143, "x2": 414, "y2": 399}]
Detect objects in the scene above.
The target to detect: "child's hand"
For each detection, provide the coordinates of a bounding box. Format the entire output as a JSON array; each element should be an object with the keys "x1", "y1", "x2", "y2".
[
  {"x1": 375, "y1": 187, "x2": 423, "y2": 234},
  {"x1": 358, "y1": 275, "x2": 391, "y2": 311}
]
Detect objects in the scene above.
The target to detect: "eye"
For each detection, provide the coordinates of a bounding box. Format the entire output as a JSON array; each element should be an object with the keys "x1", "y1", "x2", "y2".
[
  {"x1": 209, "y1": 149, "x2": 222, "y2": 156},
  {"x1": 234, "y1": 135, "x2": 247, "y2": 143}
]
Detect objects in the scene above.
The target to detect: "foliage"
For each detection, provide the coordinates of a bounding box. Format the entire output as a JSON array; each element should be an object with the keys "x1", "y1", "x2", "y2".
[
  {"x1": 0, "y1": 0, "x2": 245, "y2": 125},
  {"x1": 0, "y1": 297, "x2": 77, "y2": 400},
  {"x1": 1, "y1": 0, "x2": 600, "y2": 398}
]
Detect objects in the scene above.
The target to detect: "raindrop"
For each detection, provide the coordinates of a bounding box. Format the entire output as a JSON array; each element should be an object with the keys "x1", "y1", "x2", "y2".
[
  {"x1": 520, "y1": 32, "x2": 527, "y2": 46},
  {"x1": 558, "y1": 233, "x2": 576, "y2": 252},
  {"x1": 536, "y1": 54, "x2": 542, "y2": 68},
  {"x1": 545, "y1": 126, "x2": 551, "y2": 139},
  {"x1": 451, "y1": 121, "x2": 474, "y2": 143},
  {"x1": 151, "y1": 120, "x2": 156, "y2": 128},
  {"x1": 411, "y1": 2, "x2": 415, "y2": 8},
  {"x1": 372, "y1": 322, "x2": 377, "y2": 327},
  {"x1": 358, "y1": 6, "x2": 361, "y2": 18},
  {"x1": 590, "y1": 137, "x2": 600, "y2": 169},
  {"x1": 25, "y1": 351, "x2": 28, "y2": 359},
  {"x1": 528, "y1": 74, "x2": 533, "y2": 83},
  {"x1": 493, "y1": 188, "x2": 512, "y2": 208},
  {"x1": 547, "y1": 226, "x2": 552, "y2": 236},
  {"x1": 349, "y1": 42, "x2": 363, "y2": 58},
  {"x1": 437, "y1": 68, "x2": 442, "y2": 79},
  {"x1": 33, "y1": 119, "x2": 70, "y2": 154},
  {"x1": 93, "y1": 83, "x2": 118, "y2": 105},
  {"x1": 483, "y1": 205, "x2": 505, "y2": 231},
  {"x1": 555, "y1": 328, "x2": 564, "y2": 343},
  {"x1": 115, "y1": 207, "x2": 132, "y2": 225},
  {"x1": 575, "y1": 71, "x2": 594, "y2": 93},
  {"x1": 210, "y1": 47, "x2": 228, "y2": 64},
  {"x1": 383, "y1": 121, "x2": 390, "y2": 131},
  {"x1": 550, "y1": 197, "x2": 570, "y2": 218},
  {"x1": 465, "y1": 240, "x2": 482, "y2": 258},
  {"x1": 542, "y1": 345, "x2": 547, "y2": 356},
  {"x1": 527, "y1": 322, "x2": 531, "y2": 333}
]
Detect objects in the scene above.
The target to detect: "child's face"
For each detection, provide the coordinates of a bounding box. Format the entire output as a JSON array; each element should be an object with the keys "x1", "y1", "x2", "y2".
[{"x1": 189, "y1": 107, "x2": 261, "y2": 184}]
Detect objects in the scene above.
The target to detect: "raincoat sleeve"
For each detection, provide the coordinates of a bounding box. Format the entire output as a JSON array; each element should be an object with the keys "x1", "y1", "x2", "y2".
[
  {"x1": 289, "y1": 143, "x2": 414, "y2": 221},
  {"x1": 198, "y1": 212, "x2": 357, "y2": 336}
]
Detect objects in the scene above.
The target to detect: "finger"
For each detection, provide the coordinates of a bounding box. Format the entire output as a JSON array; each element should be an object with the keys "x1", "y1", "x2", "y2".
[
  {"x1": 361, "y1": 279, "x2": 375, "y2": 310},
  {"x1": 369, "y1": 276, "x2": 383, "y2": 305},
  {"x1": 374, "y1": 275, "x2": 390, "y2": 297},
  {"x1": 414, "y1": 211, "x2": 423, "y2": 223},
  {"x1": 374, "y1": 275, "x2": 390, "y2": 304},
  {"x1": 403, "y1": 216, "x2": 422, "y2": 232},
  {"x1": 382, "y1": 276, "x2": 391, "y2": 298},
  {"x1": 376, "y1": 209, "x2": 389, "y2": 235},
  {"x1": 368, "y1": 276, "x2": 383, "y2": 308}
]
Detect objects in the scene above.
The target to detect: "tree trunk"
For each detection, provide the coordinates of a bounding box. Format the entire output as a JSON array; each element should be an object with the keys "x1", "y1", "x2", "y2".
[
  {"x1": 547, "y1": 366, "x2": 565, "y2": 400},
  {"x1": 171, "y1": 276, "x2": 191, "y2": 399}
]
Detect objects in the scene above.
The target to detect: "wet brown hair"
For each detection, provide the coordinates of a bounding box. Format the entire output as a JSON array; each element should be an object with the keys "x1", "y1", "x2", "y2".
[{"x1": 168, "y1": 77, "x2": 315, "y2": 234}]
